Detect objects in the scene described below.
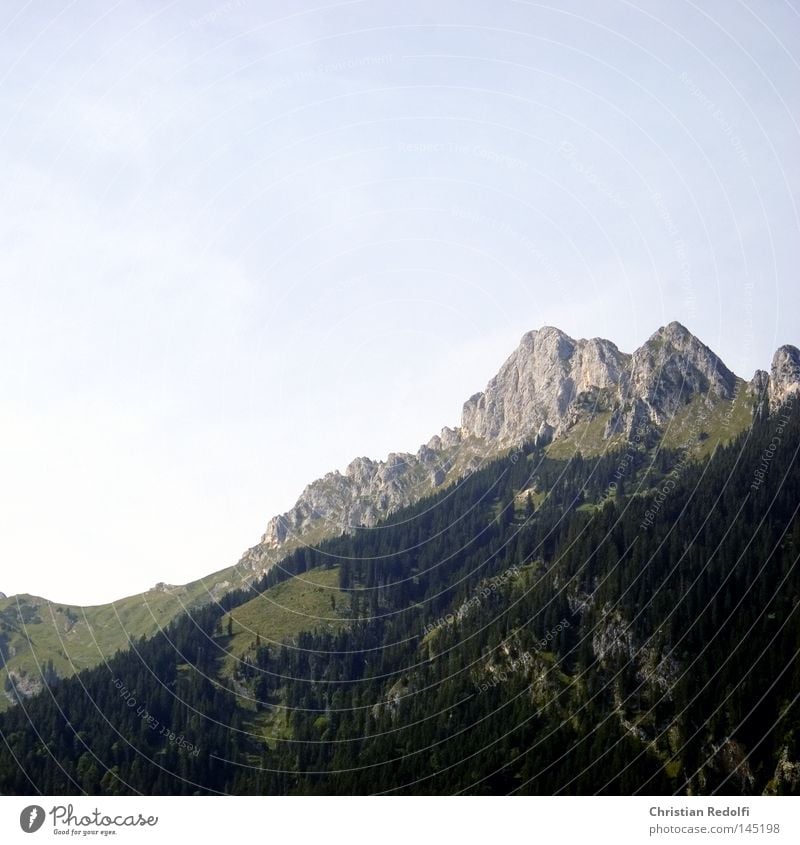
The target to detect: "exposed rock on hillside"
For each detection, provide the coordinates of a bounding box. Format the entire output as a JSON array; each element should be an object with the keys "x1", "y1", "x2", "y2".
[
  {"x1": 770, "y1": 345, "x2": 800, "y2": 408},
  {"x1": 240, "y1": 321, "x2": 792, "y2": 573}
]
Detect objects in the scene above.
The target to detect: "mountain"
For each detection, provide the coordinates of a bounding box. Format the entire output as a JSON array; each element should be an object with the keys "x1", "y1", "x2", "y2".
[
  {"x1": 1, "y1": 376, "x2": 798, "y2": 795},
  {"x1": 238, "y1": 321, "x2": 778, "y2": 572},
  {"x1": 1, "y1": 322, "x2": 796, "y2": 712}
]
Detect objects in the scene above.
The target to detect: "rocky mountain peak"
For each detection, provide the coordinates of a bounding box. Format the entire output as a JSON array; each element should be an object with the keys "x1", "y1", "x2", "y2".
[
  {"x1": 460, "y1": 326, "x2": 628, "y2": 444},
  {"x1": 749, "y1": 369, "x2": 770, "y2": 406},
  {"x1": 628, "y1": 322, "x2": 737, "y2": 423},
  {"x1": 655, "y1": 320, "x2": 693, "y2": 343},
  {"x1": 239, "y1": 322, "x2": 796, "y2": 573},
  {"x1": 770, "y1": 345, "x2": 800, "y2": 408}
]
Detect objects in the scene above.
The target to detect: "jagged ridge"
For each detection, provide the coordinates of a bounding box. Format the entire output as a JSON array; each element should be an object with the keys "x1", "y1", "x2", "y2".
[{"x1": 243, "y1": 321, "x2": 800, "y2": 572}]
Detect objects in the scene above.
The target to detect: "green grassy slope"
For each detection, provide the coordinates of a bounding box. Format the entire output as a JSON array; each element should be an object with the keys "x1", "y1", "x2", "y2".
[
  {"x1": 0, "y1": 564, "x2": 239, "y2": 711},
  {"x1": 660, "y1": 378, "x2": 754, "y2": 457},
  {"x1": 218, "y1": 566, "x2": 347, "y2": 669}
]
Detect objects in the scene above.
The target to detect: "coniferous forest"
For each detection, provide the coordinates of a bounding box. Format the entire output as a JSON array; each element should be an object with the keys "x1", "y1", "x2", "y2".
[{"x1": 1, "y1": 398, "x2": 799, "y2": 795}]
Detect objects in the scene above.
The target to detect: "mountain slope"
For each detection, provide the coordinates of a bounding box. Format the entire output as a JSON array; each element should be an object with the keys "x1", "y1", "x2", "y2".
[
  {"x1": 243, "y1": 322, "x2": 776, "y2": 573},
  {"x1": 1, "y1": 392, "x2": 798, "y2": 794},
  {"x1": 0, "y1": 570, "x2": 238, "y2": 710},
  {"x1": 1, "y1": 322, "x2": 796, "y2": 711}
]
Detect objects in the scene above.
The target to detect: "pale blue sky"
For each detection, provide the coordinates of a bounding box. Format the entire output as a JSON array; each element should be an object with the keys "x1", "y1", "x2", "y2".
[{"x1": 1, "y1": 0, "x2": 798, "y2": 603}]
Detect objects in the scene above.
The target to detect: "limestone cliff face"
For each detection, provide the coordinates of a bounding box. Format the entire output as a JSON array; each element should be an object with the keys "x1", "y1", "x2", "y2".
[
  {"x1": 459, "y1": 322, "x2": 742, "y2": 444},
  {"x1": 460, "y1": 326, "x2": 629, "y2": 443},
  {"x1": 261, "y1": 452, "x2": 432, "y2": 548},
  {"x1": 257, "y1": 429, "x2": 492, "y2": 553},
  {"x1": 239, "y1": 322, "x2": 795, "y2": 572},
  {"x1": 769, "y1": 345, "x2": 800, "y2": 408},
  {"x1": 627, "y1": 321, "x2": 737, "y2": 421}
]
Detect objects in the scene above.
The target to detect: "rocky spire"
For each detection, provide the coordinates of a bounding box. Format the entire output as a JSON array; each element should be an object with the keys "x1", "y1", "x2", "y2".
[{"x1": 769, "y1": 344, "x2": 800, "y2": 408}]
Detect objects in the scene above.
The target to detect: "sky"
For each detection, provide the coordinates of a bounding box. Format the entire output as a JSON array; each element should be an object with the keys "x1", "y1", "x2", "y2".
[{"x1": 0, "y1": 0, "x2": 798, "y2": 605}]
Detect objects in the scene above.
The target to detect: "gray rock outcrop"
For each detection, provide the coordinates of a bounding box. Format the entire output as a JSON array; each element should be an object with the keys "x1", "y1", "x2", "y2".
[
  {"x1": 238, "y1": 321, "x2": 796, "y2": 573},
  {"x1": 461, "y1": 326, "x2": 630, "y2": 443},
  {"x1": 769, "y1": 344, "x2": 800, "y2": 408}
]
